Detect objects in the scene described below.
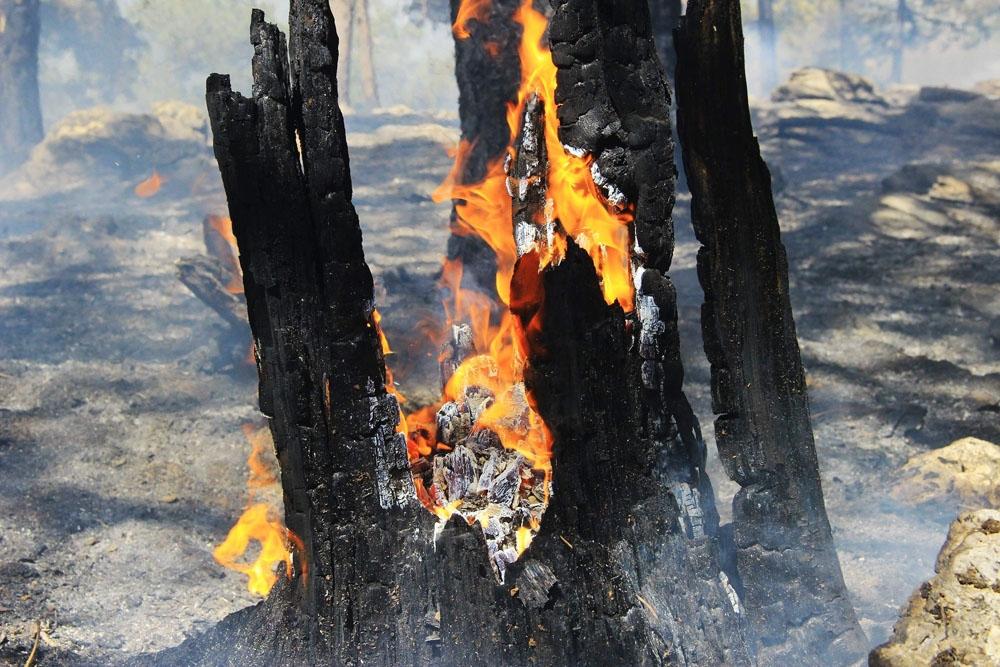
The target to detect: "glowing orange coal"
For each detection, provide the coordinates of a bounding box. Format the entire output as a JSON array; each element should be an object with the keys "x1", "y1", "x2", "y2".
[
  {"x1": 134, "y1": 171, "x2": 163, "y2": 198},
  {"x1": 213, "y1": 423, "x2": 302, "y2": 596},
  {"x1": 206, "y1": 214, "x2": 244, "y2": 295}
]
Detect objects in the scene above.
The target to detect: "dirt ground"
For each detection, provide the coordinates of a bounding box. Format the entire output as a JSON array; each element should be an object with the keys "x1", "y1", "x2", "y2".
[{"x1": 0, "y1": 73, "x2": 997, "y2": 665}]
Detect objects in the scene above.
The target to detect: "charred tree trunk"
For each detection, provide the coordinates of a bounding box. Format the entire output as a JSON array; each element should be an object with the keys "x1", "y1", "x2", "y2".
[
  {"x1": 647, "y1": 0, "x2": 682, "y2": 85},
  {"x1": 0, "y1": 0, "x2": 43, "y2": 171},
  {"x1": 442, "y1": 0, "x2": 522, "y2": 295},
  {"x1": 675, "y1": 0, "x2": 868, "y2": 663},
  {"x1": 138, "y1": 0, "x2": 760, "y2": 665}
]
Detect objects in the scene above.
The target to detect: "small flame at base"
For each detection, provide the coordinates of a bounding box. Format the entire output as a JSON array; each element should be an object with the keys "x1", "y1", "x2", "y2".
[
  {"x1": 215, "y1": 423, "x2": 302, "y2": 597},
  {"x1": 213, "y1": 502, "x2": 302, "y2": 597}
]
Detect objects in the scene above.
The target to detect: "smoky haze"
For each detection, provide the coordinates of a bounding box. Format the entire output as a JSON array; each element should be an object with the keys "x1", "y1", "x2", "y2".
[{"x1": 0, "y1": 0, "x2": 996, "y2": 664}]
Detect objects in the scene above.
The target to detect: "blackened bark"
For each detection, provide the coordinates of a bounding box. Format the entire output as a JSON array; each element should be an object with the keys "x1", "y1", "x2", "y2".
[
  {"x1": 138, "y1": 4, "x2": 430, "y2": 664},
  {"x1": 674, "y1": 1, "x2": 868, "y2": 663},
  {"x1": 140, "y1": 1, "x2": 756, "y2": 664},
  {"x1": 442, "y1": 0, "x2": 522, "y2": 295},
  {"x1": 648, "y1": 0, "x2": 682, "y2": 84},
  {"x1": 0, "y1": 0, "x2": 43, "y2": 171}
]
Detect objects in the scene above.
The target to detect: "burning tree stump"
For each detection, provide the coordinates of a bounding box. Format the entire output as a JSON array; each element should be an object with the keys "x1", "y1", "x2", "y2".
[
  {"x1": 674, "y1": 0, "x2": 868, "y2": 663},
  {"x1": 138, "y1": 0, "x2": 867, "y2": 664},
  {"x1": 0, "y1": 0, "x2": 43, "y2": 171}
]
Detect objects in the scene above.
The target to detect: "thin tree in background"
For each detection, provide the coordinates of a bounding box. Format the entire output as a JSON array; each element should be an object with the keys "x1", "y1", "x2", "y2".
[
  {"x1": 0, "y1": 0, "x2": 43, "y2": 171},
  {"x1": 648, "y1": 0, "x2": 683, "y2": 84},
  {"x1": 330, "y1": 0, "x2": 354, "y2": 105},
  {"x1": 890, "y1": 0, "x2": 912, "y2": 82},
  {"x1": 354, "y1": 0, "x2": 379, "y2": 106},
  {"x1": 329, "y1": 0, "x2": 379, "y2": 109},
  {"x1": 757, "y1": 0, "x2": 778, "y2": 92}
]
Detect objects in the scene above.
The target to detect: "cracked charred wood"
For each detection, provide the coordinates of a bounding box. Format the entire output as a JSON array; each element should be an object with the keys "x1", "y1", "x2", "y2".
[
  {"x1": 443, "y1": 0, "x2": 522, "y2": 296},
  {"x1": 136, "y1": 3, "x2": 430, "y2": 664},
  {"x1": 674, "y1": 0, "x2": 868, "y2": 663},
  {"x1": 507, "y1": 93, "x2": 555, "y2": 256},
  {"x1": 0, "y1": 0, "x2": 43, "y2": 172}
]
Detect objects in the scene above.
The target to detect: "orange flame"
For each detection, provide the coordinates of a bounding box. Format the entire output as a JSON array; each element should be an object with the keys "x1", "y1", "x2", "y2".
[
  {"x1": 134, "y1": 171, "x2": 163, "y2": 198},
  {"x1": 453, "y1": 0, "x2": 491, "y2": 39},
  {"x1": 214, "y1": 422, "x2": 302, "y2": 596},
  {"x1": 392, "y1": 1, "x2": 635, "y2": 558},
  {"x1": 213, "y1": 503, "x2": 301, "y2": 597}
]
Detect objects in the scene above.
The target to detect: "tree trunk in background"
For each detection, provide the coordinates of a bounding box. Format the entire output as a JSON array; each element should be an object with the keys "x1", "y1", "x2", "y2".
[
  {"x1": 353, "y1": 0, "x2": 380, "y2": 107},
  {"x1": 137, "y1": 0, "x2": 761, "y2": 663},
  {"x1": 675, "y1": 0, "x2": 869, "y2": 664},
  {"x1": 330, "y1": 0, "x2": 354, "y2": 105},
  {"x1": 837, "y1": 0, "x2": 851, "y2": 72},
  {"x1": 756, "y1": 0, "x2": 777, "y2": 94},
  {"x1": 647, "y1": 0, "x2": 682, "y2": 85},
  {"x1": 890, "y1": 0, "x2": 907, "y2": 83},
  {"x1": 0, "y1": 0, "x2": 43, "y2": 171}
]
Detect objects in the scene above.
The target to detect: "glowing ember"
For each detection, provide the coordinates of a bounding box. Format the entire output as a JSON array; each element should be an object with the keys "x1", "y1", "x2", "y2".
[
  {"x1": 383, "y1": 0, "x2": 635, "y2": 578},
  {"x1": 134, "y1": 171, "x2": 163, "y2": 198},
  {"x1": 205, "y1": 214, "x2": 243, "y2": 294},
  {"x1": 213, "y1": 423, "x2": 302, "y2": 596}
]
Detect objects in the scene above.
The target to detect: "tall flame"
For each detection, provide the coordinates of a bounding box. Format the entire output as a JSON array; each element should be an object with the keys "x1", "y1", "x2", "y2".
[
  {"x1": 391, "y1": 0, "x2": 635, "y2": 554},
  {"x1": 213, "y1": 423, "x2": 302, "y2": 596}
]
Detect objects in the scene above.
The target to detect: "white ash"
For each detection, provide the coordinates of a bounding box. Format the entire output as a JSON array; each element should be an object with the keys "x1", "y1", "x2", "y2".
[
  {"x1": 515, "y1": 219, "x2": 541, "y2": 256},
  {"x1": 590, "y1": 161, "x2": 627, "y2": 210},
  {"x1": 719, "y1": 571, "x2": 742, "y2": 615},
  {"x1": 670, "y1": 482, "x2": 706, "y2": 539}
]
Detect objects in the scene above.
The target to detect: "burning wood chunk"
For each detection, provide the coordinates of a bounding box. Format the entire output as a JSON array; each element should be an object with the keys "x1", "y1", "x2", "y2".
[
  {"x1": 488, "y1": 454, "x2": 525, "y2": 506},
  {"x1": 444, "y1": 445, "x2": 478, "y2": 502},
  {"x1": 436, "y1": 400, "x2": 474, "y2": 446},
  {"x1": 439, "y1": 323, "x2": 475, "y2": 388},
  {"x1": 507, "y1": 93, "x2": 555, "y2": 258}
]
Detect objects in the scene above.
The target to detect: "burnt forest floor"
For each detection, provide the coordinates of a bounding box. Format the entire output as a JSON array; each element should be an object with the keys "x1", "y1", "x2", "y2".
[{"x1": 0, "y1": 76, "x2": 998, "y2": 666}]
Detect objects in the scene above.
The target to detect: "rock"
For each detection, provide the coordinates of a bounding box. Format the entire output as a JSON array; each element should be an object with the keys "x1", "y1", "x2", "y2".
[
  {"x1": 772, "y1": 67, "x2": 887, "y2": 106},
  {"x1": 767, "y1": 69, "x2": 894, "y2": 136},
  {"x1": 916, "y1": 86, "x2": 984, "y2": 104},
  {"x1": 973, "y1": 79, "x2": 1000, "y2": 99},
  {"x1": 0, "y1": 102, "x2": 212, "y2": 201},
  {"x1": 870, "y1": 510, "x2": 1000, "y2": 666},
  {"x1": 893, "y1": 437, "x2": 1000, "y2": 508},
  {"x1": 872, "y1": 161, "x2": 1000, "y2": 242}
]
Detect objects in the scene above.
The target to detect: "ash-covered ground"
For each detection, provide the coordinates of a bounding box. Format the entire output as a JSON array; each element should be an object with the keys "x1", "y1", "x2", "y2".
[{"x1": 0, "y1": 70, "x2": 997, "y2": 665}]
